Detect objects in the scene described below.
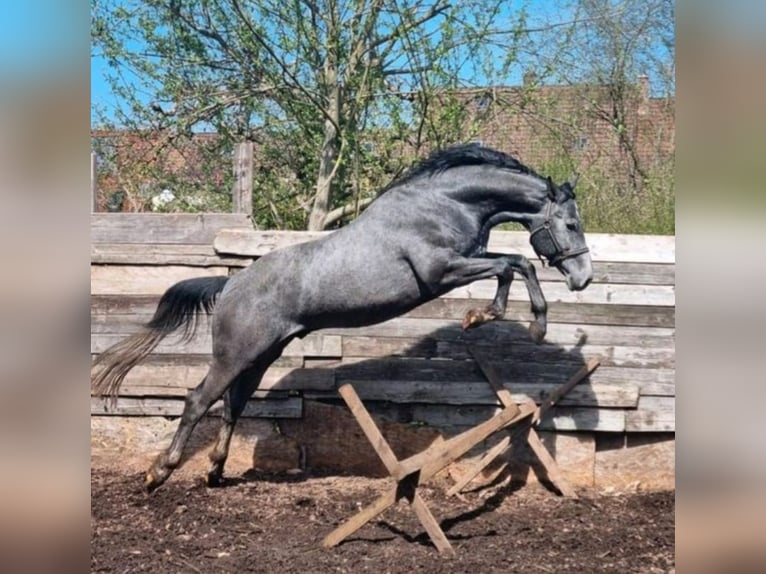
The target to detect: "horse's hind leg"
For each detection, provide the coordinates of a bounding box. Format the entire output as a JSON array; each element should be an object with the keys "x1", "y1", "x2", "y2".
[
  {"x1": 145, "y1": 359, "x2": 240, "y2": 492},
  {"x1": 206, "y1": 359, "x2": 275, "y2": 487}
]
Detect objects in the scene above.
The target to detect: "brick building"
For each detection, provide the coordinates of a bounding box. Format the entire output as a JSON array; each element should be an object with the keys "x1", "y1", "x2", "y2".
[{"x1": 92, "y1": 76, "x2": 674, "y2": 211}]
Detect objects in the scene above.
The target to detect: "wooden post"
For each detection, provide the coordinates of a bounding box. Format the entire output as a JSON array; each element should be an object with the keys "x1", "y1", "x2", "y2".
[
  {"x1": 232, "y1": 142, "x2": 254, "y2": 215},
  {"x1": 91, "y1": 152, "x2": 98, "y2": 212}
]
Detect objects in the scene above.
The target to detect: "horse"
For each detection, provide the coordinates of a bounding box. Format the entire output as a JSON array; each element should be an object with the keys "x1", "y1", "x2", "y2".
[{"x1": 92, "y1": 143, "x2": 593, "y2": 491}]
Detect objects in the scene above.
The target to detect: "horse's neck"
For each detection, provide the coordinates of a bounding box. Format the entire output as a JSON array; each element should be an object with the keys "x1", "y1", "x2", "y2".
[{"x1": 456, "y1": 178, "x2": 547, "y2": 227}]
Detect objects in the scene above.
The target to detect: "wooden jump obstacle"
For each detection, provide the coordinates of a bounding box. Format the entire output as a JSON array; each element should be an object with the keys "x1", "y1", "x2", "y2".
[{"x1": 322, "y1": 351, "x2": 601, "y2": 554}]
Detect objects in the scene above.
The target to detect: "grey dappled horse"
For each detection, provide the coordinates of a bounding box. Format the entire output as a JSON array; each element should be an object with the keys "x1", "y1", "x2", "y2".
[{"x1": 92, "y1": 144, "x2": 593, "y2": 491}]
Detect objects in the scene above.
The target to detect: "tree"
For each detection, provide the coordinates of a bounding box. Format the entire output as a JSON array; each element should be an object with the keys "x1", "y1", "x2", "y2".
[
  {"x1": 525, "y1": 0, "x2": 675, "y2": 190},
  {"x1": 92, "y1": 0, "x2": 528, "y2": 229}
]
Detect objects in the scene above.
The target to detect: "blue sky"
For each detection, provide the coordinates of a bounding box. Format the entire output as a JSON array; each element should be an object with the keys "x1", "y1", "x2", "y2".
[
  {"x1": 91, "y1": 1, "x2": 673, "y2": 126},
  {"x1": 91, "y1": 1, "x2": 573, "y2": 126}
]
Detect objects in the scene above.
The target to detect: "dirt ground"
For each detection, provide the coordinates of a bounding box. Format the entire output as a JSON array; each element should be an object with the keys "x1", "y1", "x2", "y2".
[{"x1": 91, "y1": 465, "x2": 674, "y2": 574}]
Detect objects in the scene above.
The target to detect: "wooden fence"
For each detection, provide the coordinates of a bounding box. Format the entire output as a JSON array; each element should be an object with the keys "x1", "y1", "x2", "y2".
[{"x1": 91, "y1": 213, "x2": 674, "y2": 441}]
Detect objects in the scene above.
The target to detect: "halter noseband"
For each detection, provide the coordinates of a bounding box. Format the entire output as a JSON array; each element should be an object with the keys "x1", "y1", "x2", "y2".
[{"x1": 529, "y1": 200, "x2": 590, "y2": 267}]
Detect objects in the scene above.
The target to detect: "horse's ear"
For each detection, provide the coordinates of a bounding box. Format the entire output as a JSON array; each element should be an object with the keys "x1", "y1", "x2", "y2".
[
  {"x1": 568, "y1": 174, "x2": 579, "y2": 190},
  {"x1": 558, "y1": 175, "x2": 579, "y2": 200},
  {"x1": 546, "y1": 176, "x2": 556, "y2": 200}
]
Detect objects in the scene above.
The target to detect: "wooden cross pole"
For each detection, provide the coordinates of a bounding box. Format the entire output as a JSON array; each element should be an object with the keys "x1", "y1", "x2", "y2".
[
  {"x1": 323, "y1": 383, "x2": 537, "y2": 554},
  {"x1": 446, "y1": 351, "x2": 601, "y2": 498}
]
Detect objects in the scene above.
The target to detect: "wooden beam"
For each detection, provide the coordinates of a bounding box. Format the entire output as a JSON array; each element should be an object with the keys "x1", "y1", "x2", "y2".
[
  {"x1": 232, "y1": 142, "x2": 253, "y2": 215},
  {"x1": 338, "y1": 384, "x2": 401, "y2": 474},
  {"x1": 213, "y1": 229, "x2": 675, "y2": 263},
  {"x1": 91, "y1": 213, "x2": 253, "y2": 245},
  {"x1": 91, "y1": 151, "x2": 98, "y2": 213},
  {"x1": 90, "y1": 396, "x2": 302, "y2": 418}
]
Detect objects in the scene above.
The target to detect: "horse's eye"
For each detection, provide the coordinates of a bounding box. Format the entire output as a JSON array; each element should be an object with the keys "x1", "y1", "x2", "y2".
[{"x1": 566, "y1": 221, "x2": 579, "y2": 231}]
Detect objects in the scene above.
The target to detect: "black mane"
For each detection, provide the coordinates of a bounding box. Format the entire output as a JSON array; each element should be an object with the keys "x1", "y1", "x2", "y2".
[{"x1": 382, "y1": 143, "x2": 544, "y2": 193}]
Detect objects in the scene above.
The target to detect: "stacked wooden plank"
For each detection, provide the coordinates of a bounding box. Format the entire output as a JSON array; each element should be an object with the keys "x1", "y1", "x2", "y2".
[{"x1": 91, "y1": 215, "x2": 674, "y2": 437}]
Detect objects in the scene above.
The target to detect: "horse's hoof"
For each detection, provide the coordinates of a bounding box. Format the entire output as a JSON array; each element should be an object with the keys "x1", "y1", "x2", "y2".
[
  {"x1": 462, "y1": 308, "x2": 490, "y2": 330},
  {"x1": 145, "y1": 472, "x2": 162, "y2": 494},
  {"x1": 528, "y1": 321, "x2": 546, "y2": 344},
  {"x1": 207, "y1": 471, "x2": 223, "y2": 488}
]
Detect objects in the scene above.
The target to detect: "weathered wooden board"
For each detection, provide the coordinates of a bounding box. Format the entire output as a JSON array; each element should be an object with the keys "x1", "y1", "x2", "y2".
[
  {"x1": 442, "y1": 280, "x2": 675, "y2": 306},
  {"x1": 307, "y1": 380, "x2": 639, "y2": 408},
  {"x1": 214, "y1": 229, "x2": 675, "y2": 264},
  {"x1": 97, "y1": 363, "x2": 335, "y2": 395},
  {"x1": 91, "y1": 330, "x2": 342, "y2": 358},
  {"x1": 91, "y1": 213, "x2": 253, "y2": 245},
  {"x1": 404, "y1": 299, "x2": 675, "y2": 328},
  {"x1": 340, "y1": 336, "x2": 675, "y2": 368},
  {"x1": 91, "y1": 265, "x2": 230, "y2": 295},
  {"x1": 328, "y1": 356, "x2": 673, "y2": 389},
  {"x1": 360, "y1": 401, "x2": 626, "y2": 432},
  {"x1": 91, "y1": 243, "x2": 252, "y2": 267},
  {"x1": 324, "y1": 319, "x2": 675, "y2": 348},
  {"x1": 625, "y1": 396, "x2": 675, "y2": 432},
  {"x1": 91, "y1": 396, "x2": 303, "y2": 418},
  {"x1": 538, "y1": 406, "x2": 626, "y2": 432}
]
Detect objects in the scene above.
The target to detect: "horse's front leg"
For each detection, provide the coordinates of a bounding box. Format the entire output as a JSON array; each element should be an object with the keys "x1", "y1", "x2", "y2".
[{"x1": 448, "y1": 253, "x2": 547, "y2": 343}]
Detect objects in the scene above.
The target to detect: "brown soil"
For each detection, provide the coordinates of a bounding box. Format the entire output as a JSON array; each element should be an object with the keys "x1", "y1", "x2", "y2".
[{"x1": 91, "y1": 467, "x2": 674, "y2": 573}]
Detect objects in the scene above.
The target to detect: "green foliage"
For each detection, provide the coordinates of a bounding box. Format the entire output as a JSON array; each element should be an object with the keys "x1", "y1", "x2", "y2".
[
  {"x1": 92, "y1": 0, "x2": 674, "y2": 235},
  {"x1": 536, "y1": 155, "x2": 675, "y2": 235}
]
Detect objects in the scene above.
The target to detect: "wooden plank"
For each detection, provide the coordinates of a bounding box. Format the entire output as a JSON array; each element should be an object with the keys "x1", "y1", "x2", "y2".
[
  {"x1": 442, "y1": 280, "x2": 675, "y2": 306},
  {"x1": 326, "y1": 319, "x2": 675, "y2": 347},
  {"x1": 91, "y1": 396, "x2": 303, "y2": 418},
  {"x1": 214, "y1": 229, "x2": 674, "y2": 263},
  {"x1": 330, "y1": 380, "x2": 638, "y2": 408},
  {"x1": 625, "y1": 396, "x2": 675, "y2": 432},
  {"x1": 91, "y1": 329, "x2": 342, "y2": 359},
  {"x1": 457, "y1": 261, "x2": 674, "y2": 286},
  {"x1": 91, "y1": 243, "x2": 252, "y2": 267},
  {"x1": 90, "y1": 353, "x2": 302, "y2": 370},
  {"x1": 99, "y1": 363, "x2": 334, "y2": 395},
  {"x1": 410, "y1": 492, "x2": 454, "y2": 554},
  {"x1": 404, "y1": 299, "x2": 675, "y2": 328},
  {"x1": 91, "y1": 213, "x2": 253, "y2": 245},
  {"x1": 485, "y1": 231, "x2": 675, "y2": 263},
  {"x1": 91, "y1": 152, "x2": 98, "y2": 212},
  {"x1": 352, "y1": 401, "x2": 626, "y2": 432},
  {"x1": 341, "y1": 336, "x2": 675, "y2": 368},
  {"x1": 538, "y1": 407, "x2": 626, "y2": 432},
  {"x1": 91, "y1": 265, "x2": 229, "y2": 295},
  {"x1": 332, "y1": 356, "x2": 673, "y2": 384}
]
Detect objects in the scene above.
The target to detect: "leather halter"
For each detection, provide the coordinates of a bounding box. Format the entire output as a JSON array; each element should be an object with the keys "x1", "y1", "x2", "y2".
[{"x1": 529, "y1": 200, "x2": 590, "y2": 267}]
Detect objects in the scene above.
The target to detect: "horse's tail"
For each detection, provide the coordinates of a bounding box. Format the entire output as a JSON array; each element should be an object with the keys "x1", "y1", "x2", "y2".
[{"x1": 91, "y1": 276, "x2": 230, "y2": 401}]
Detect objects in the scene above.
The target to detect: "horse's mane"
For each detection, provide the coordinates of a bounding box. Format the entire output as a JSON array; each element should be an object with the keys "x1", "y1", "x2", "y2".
[{"x1": 380, "y1": 143, "x2": 545, "y2": 193}]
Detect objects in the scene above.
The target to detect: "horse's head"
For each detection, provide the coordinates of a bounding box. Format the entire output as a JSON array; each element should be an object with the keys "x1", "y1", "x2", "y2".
[{"x1": 529, "y1": 177, "x2": 593, "y2": 291}]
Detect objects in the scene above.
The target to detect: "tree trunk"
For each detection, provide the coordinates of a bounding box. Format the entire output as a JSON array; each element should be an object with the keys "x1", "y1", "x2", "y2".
[{"x1": 308, "y1": 83, "x2": 341, "y2": 231}]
